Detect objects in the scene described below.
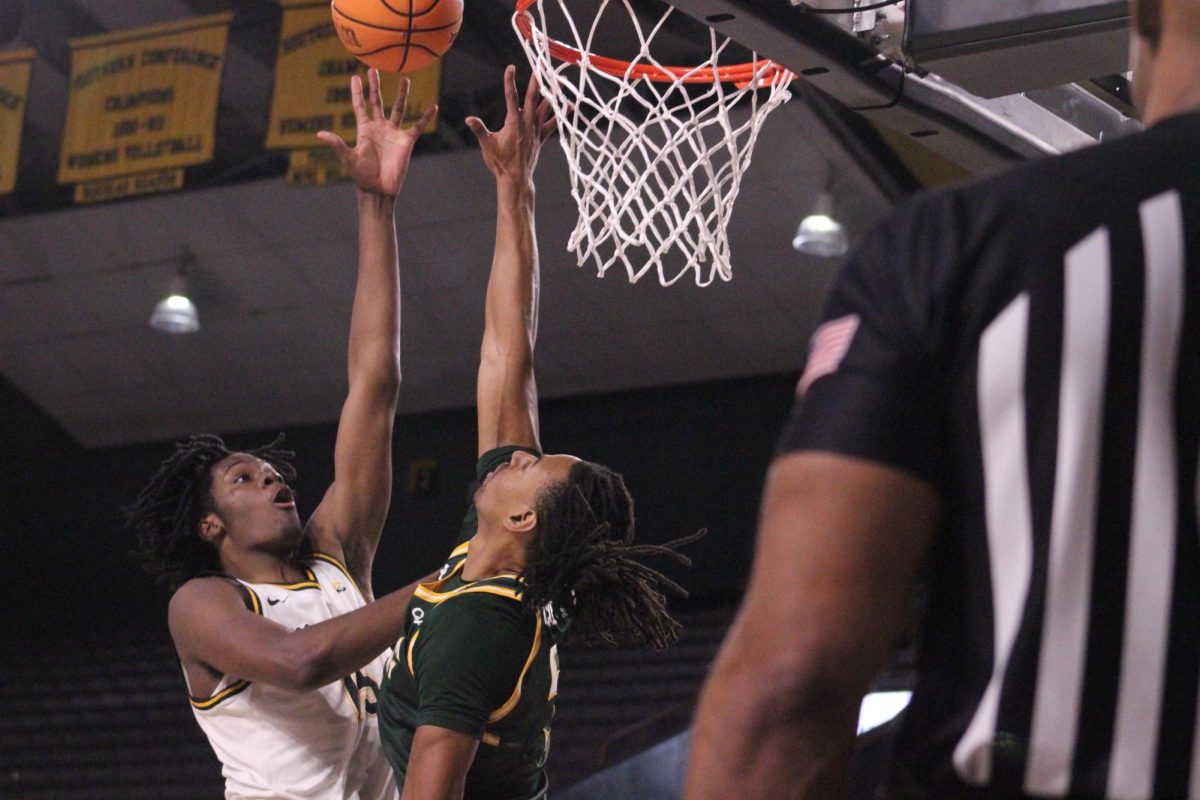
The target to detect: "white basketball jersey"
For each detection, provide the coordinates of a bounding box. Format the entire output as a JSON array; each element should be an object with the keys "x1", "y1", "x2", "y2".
[{"x1": 186, "y1": 553, "x2": 397, "y2": 800}]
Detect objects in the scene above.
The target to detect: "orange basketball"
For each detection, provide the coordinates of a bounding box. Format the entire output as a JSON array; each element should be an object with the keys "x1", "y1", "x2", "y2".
[{"x1": 331, "y1": 0, "x2": 463, "y2": 74}]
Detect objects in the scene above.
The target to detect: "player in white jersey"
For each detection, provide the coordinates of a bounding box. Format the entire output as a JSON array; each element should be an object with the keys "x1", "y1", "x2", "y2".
[
  {"x1": 187, "y1": 556, "x2": 394, "y2": 799},
  {"x1": 125, "y1": 71, "x2": 435, "y2": 800}
]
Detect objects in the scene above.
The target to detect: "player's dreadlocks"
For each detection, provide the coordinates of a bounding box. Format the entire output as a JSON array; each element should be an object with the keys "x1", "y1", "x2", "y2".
[
  {"x1": 125, "y1": 434, "x2": 297, "y2": 591},
  {"x1": 520, "y1": 461, "x2": 704, "y2": 650}
]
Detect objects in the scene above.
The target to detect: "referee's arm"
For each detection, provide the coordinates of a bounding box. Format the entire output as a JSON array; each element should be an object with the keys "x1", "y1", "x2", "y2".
[{"x1": 684, "y1": 451, "x2": 939, "y2": 800}]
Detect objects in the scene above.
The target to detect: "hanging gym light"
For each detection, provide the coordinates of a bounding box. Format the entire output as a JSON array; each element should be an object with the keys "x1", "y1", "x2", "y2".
[
  {"x1": 793, "y1": 190, "x2": 849, "y2": 258},
  {"x1": 793, "y1": 162, "x2": 849, "y2": 258},
  {"x1": 150, "y1": 249, "x2": 200, "y2": 334}
]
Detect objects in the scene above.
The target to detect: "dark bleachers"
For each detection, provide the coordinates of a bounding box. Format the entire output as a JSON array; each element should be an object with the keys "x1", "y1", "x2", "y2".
[
  {"x1": 0, "y1": 605, "x2": 736, "y2": 798},
  {"x1": 0, "y1": 637, "x2": 224, "y2": 800},
  {"x1": 547, "y1": 605, "x2": 734, "y2": 791}
]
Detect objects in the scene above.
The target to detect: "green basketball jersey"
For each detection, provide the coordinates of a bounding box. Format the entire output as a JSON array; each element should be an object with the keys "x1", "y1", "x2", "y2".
[{"x1": 378, "y1": 447, "x2": 560, "y2": 800}]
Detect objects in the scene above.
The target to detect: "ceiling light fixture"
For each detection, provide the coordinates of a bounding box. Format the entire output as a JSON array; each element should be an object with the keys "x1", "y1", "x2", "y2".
[
  {"x1": 150, "y1": 249, "x2": 200, "y2": 334},
  {"x1": 793, "y1": 165, "x2": 849, "y2": 258}
]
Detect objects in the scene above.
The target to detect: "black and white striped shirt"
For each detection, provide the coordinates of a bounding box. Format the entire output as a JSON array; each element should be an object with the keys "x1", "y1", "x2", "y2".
[{"x1": 779, "y1": 111, "x2": 1200, "y2": 800}]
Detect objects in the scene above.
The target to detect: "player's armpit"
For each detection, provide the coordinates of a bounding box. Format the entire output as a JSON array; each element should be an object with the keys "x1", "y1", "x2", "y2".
[
  {"x1": 684, "y1": 451, "x2": 940, "y2": 800},
  {"x1": 305, "y1": 478, "x2": 384, "y2": 600},
  {"x1": 400, "y1": 725, "x2": 480, "y2": 800}
]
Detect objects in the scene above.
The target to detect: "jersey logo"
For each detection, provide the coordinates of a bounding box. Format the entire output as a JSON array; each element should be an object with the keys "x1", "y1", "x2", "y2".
[
  {"x1": 541, "y1": 596, "x2": 573, "y2": 632},
  {"x1": 798, "y1": 314, "x2": 860, "y2": 396},
  {"x1": 438, "y1": 562, "x2": 452, "y2": 580},
  {"x1": 332, "y1": 580, "x2": 347, "y2": 593},
  {"x1": 411, "y1": 607, "x2": 425, "y2": 626},
  {"x1": 267, "y1": 596, "x2": 285, "y2": 606},
  {"x1": 342, "y1": 670, "x2": 380, "y2": 719}
]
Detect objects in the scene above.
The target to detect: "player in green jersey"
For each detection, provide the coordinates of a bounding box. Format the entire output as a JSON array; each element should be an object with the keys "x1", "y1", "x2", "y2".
[{"x1": 375, "y1": 66, "x2": 698, "y2": 800}]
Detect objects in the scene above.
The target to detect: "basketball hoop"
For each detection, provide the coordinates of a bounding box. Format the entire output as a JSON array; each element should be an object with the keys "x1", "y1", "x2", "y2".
[{"x1": 513, "y1": 0, "x2": 794, "y2": 286}]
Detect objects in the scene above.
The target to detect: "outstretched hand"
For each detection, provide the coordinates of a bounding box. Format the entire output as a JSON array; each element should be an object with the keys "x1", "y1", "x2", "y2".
[
  {"x1": 465, "y1": 65, "x2": 556, "y2": 184},
  {"x1": 317, "y1": 69, "x2": 438, "y2": 197}
]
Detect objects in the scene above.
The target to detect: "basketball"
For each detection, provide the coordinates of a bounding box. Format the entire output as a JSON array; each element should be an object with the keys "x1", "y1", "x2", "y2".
[{"x1": 331, "y1": 0, "x2": 463, "y2": 74}]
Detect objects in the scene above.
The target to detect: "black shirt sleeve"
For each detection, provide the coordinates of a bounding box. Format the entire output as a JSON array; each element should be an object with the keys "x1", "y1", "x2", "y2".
[{"x1": 777, "y1": 197, "x2": 949, "y2": 487}]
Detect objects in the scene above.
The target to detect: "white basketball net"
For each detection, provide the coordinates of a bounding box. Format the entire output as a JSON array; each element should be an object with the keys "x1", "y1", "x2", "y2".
[{"x1": 514, "y1": 1, "x2": 794, "y2": 286}]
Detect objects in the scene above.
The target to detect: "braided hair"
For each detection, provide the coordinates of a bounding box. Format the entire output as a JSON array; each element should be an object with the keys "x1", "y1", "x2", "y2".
[
  {"x1": 125, "y1": 434, "x2": 297, "y2": 591},
  {"x1": 520, "y1": 461, "x2": 703, "y2": 650}
]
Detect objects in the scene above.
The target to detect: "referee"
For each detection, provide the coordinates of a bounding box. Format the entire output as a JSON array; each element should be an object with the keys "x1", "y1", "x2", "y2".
[{"x1": 685, "y1": 0, "x2": 1200, "y2": 798}]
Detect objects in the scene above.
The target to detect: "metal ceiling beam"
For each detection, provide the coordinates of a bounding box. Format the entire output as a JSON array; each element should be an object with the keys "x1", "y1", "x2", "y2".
[{"x1": 667, "y1": 0, "x2": 1086, "y2": 174}]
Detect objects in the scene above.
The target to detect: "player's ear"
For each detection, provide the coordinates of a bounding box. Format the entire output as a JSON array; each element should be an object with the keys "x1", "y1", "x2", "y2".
[
  {"x1": 198, "y1": 513, "x2": 225, "y2": 542},
  {"x1": 503, "y1": 507, "x2": 538, "y2": 534}
]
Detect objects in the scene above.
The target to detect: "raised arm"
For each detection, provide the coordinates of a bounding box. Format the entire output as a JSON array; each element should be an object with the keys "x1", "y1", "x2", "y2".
[
  {"x1": 465, "y1": 66, "x2": 556, "y2": 456},
  {"x1": 683, "y1": 452, "x2": 939, "y2": 799},
  {"x1": 306, "y1": 70, "x2": 437, "y2": 596}
]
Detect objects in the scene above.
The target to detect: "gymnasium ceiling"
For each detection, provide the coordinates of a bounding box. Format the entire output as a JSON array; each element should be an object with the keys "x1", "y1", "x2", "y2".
[
  {"x1": 0, "y1": 0, "x2": 907, "y2": 448},
  {"x1": 0, "y1": 1, "x2": 906, "y2": 447}
]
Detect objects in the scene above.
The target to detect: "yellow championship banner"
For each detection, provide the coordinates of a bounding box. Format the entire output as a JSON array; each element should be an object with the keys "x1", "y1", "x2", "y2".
[
  {"x1": 0, "y1": 49, "x2": 35, "y2": 196},
  {"x1": 286, "y1": 147, "x2": 353, "y2": 186},
  {"x1": 267, "y1": 0, "x2": 440, "y2": 162},
  {"x1": 58, "y1": 13, "x2": 232, "y2": 194}
]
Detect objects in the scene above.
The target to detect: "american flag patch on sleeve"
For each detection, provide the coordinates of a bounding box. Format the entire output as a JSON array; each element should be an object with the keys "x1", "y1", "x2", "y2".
[{"x1": 797, "y1": 314, "x2": 861, "y2": 396}]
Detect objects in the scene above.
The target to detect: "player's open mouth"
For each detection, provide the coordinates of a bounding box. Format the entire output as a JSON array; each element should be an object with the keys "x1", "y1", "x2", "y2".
[{"x1": 273, "y1": 486, "x2": 296, "y2": 509}]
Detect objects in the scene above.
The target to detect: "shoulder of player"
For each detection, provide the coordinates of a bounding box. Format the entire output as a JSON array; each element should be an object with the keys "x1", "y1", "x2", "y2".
[
  {"x1": 168, "y1": 576, "x2": 256, "y2": 658},
  {"x1": 301, "y1": 498, "x2": 357, "y2": 572},
  {"x1": 880, "y1": 177, "x2": 1001, "y2": 243},
  {"x1": 861, "y1": 169, "x2": 1039, "y2": 284},
  {"x1": 425, "y1": 586, "x2": 533, "y2": 631},
  {"x1": 415, "y1": 595, "x2": 537, "y2": 666},
  {"x1": 169, "y1": 575, "x2": 257, "y2": 624},
  {"x1": 303, "y1": 550, "x2": 356, "y2": 583},
  {"x1": 171, "y1": 574, "x2": 242, "y2": 607},
  {"x1": 887, "y1": 134, "x2": 1118, "y2": 225},
  {"x1": 934, "y1": 126, "x2": 1163, "y2": 224}
]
